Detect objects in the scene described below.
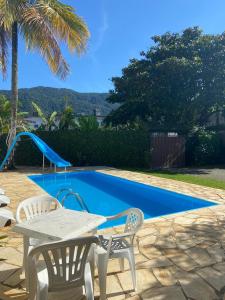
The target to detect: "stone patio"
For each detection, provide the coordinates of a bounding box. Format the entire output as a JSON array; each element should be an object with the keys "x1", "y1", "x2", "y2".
[{"x1": 1, "y1": 167, "x2": 225, "y2": 299}]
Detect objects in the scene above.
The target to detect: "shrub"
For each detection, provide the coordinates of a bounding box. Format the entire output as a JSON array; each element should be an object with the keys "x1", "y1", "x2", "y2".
[
  {"x1": 0, "y1": 129, "x2": 151, "y2": 168},
  {"x1": 186, "y1": 130, "x2": 225, "y2": 166}
]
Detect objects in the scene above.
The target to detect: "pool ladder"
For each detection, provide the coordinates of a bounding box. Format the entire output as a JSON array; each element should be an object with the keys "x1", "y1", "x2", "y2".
[{"x1": 56, "y1": 188, "x2": 90, "y2": 213}]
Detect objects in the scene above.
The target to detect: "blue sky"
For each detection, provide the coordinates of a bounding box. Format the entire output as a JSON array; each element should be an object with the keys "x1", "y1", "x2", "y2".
[{"x1": 1, "y1": 0, "x2": 225, "y2": 92}]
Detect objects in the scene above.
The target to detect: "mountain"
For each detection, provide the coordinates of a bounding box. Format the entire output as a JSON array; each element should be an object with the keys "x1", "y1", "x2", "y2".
[{"x1": 0, "y1": 86, "x2": 115, "y2": 116}]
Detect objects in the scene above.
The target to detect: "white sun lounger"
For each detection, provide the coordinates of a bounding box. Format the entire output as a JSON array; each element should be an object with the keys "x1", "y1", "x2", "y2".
[
  {"x1": 0, "y1": 188, "x2": 5, "y2": 195},
  {"x1": 0, "y1": 195, "x2": 10, "y2": 206},
  {"x1": 0, "y1": 208, "x2": 15, "y2": 227}
]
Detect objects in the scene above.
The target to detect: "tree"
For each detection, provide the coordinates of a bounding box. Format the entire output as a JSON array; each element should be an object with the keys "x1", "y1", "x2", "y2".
[
  {"x1": 105, "y1": 27, "x2": 225, "y2": 133},
  {"x1": 32, "y1": 102, "x2": 57, "y2": 131},
  {"x1": 59, "y1": 105, "x2": 76, "y2": 130},
  {"x1": 0, "y1": 95, "x2": 10, "y2": 134},
  {"x1": 76, "y1": 116, "x2": 99, "y2": 131},
  {"x1": 0, "y1": 0, "x2": 89, "y2": 155},
  {"x1": 0, "y1": 94, "x2": 29, "y2": 134}
]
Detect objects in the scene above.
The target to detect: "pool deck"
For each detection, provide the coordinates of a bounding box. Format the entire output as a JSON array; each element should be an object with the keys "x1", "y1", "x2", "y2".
[{"x1": 1, "y1": 167, "x2": 225, "y2": 299}]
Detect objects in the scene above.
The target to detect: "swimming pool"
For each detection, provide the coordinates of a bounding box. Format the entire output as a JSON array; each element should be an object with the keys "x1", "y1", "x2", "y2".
[{"x1": 29, "y1": 171, "x2": 217, "y2": 228}]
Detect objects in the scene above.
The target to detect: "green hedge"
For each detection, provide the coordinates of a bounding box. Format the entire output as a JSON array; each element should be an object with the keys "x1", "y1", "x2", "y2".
[
  {"x1": 0, "y1": 129, "x2": 151, "y2": 168},
  {"x1": 186, "y1": 130, "x2": 225, "y2": 166}
]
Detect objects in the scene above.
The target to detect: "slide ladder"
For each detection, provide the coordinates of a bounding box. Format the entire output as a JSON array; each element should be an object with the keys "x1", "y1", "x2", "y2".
[{"x1": 0, "y1": 132, "x2": 71, "y2": 171}]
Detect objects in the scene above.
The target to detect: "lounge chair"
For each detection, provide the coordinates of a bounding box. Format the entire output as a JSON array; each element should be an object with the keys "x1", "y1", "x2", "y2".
[
  {"x1": 0, "y1": 208, "x2": 15, "y2": 227},
  {"x1": 0, "y1": 194, "x2": 10, "y2": 207},
  {"x1": 95, "y1": 208, "x2": 144, "y2": 300}
]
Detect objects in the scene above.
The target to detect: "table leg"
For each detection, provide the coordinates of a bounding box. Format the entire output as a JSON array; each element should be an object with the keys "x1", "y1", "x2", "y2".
[{"x1": 23, "y1": 236, "x2": 30, "y2": 291}]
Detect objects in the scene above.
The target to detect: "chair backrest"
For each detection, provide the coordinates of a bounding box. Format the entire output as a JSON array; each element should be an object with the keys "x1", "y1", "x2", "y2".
[
  {"x1": 101, "y1": 208, "x2": 144, "y2": 255},
  {"x1": 16, "y1": 195, "x2": 62, "y2": 223},
  {"x1": 123, "y1": 208, "x2": 144, "y2": 233},
  {"x1": 28, "y1": 236, "x2": 99, "y2": 293}
]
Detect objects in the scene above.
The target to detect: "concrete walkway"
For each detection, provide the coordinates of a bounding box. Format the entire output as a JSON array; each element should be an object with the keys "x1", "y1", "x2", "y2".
[{"x1": 1, "y1": 168, "x2": 225, "y2": 299}]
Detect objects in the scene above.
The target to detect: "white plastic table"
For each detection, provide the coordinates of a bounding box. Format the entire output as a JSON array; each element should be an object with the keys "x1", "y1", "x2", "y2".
[{"x1": 13, "y1": 208, "x2": 106, "y2": 289}]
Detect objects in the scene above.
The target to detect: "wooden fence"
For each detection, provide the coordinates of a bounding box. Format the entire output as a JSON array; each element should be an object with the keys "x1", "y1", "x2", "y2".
[{"x1": 150, "y1": 135, "x2": 185, "y2": 168}]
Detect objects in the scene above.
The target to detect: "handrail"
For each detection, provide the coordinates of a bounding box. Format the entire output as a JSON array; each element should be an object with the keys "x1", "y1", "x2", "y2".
[
  {"x1": 60, "y1": 190, "x2": 90, "y2": 213},
  {"x1": 56, "y1": 188, "x2": 73, "y2": 199}
]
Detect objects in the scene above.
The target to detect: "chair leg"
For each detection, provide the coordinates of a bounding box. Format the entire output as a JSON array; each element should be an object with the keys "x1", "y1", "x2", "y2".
[
  {"x1": 97, "y1": 256, "x2": 108, "y2": 300},
  {"x1": 84, "y1": 263, "x2": 94, "y2": 300},
  {"x1": 37, "y1": 283, "x2": 48, "y2": 300},
  {"x1": 127, "y1": 250, "x2": 137, "y2": 291},
  {"x1": 119, "y1": 258, "x2": 125, "y2": 272},
  {"x1": 88, "y1": 244, "x2": 96, "y2": 287}
]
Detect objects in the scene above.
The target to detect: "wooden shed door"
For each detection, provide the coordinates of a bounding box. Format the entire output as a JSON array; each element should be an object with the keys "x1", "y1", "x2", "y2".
[{"x1": 150, "y1": 135, "x2": 185, "y2": 168}]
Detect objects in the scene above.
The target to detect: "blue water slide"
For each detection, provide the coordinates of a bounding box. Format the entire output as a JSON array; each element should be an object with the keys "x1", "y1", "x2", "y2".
[{"x1": 0, "y1": 132, "x2": 72, "y2": 170}]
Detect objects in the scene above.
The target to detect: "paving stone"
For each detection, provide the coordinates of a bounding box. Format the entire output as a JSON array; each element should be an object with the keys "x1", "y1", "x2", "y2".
[
  {"x1": 152, "y1": 267, "x2": 177, "y2": 286},
  {"x1": 118, "y1": 269, "x2": 159, "y2": 293},
  {"x1": 197, "y1": 240, "x2": 218, "y2": 249},
  {"x1": 139, "y1": 246, "x2": 162, "y2": 260},
  {"x1": 95, "y1": 274, "x2": 124, "y2": 299},
  {"x1": 165, "y1": 251, "x2": 198, "y2": 272},
  {"x1": 213, "y1": 262, "x2": 225, "y2": 273},
  {"x1": 141, "y1": 286, "x2": 186, "y2": 300},
  {"x1": 197, "y1": 266, "x2": 225, "y2": 292},
  {"x1": 137, "y1": 257, "x2": 173, "y2": 269},
  {"x1": 207, "y1": 243, "x2": 225, "y2": 263},
  {"x1": 176, "y1": 239, "x2": 198, "y2": 250},
  {"x1": 155, "y1": 236, "x2": 177, "y2": 249},
  {"x1": 3, "y1": 268, "x2": 24, "y2": 287},
  {"x1": 0, "y1": 262, "x2": 20, "y2": 282},
  {"x1": 0, "y1": 283, "x2": 28, "y2": 300},
  {"x1": 125, "y1": 295, "x2": 141, "y2": 300},
  {"x1": 0, "y1": 247, "x2": 23, "y2": 267},
  {"x1": 157, "y1": 226, "x2": 174, "y2": 236},
  {"x1": 185, "y1": 246, "x2": 216, "y2": 266},
  {"x1": 136, "y1": 227, "x2": 158, "y2": 238},
  {"x1": 178, "y1": 271, "x2": 218, "y2": 300},
  {"x1": 138, "y1": 235, "x2": 157, "y2": 247},
  {"x1": 174, "y1": 216, "x2": 195, "y2": 225}
]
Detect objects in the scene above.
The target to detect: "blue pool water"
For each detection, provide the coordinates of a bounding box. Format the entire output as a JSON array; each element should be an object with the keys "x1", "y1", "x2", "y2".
[{"x1": 29, "y1": 171, "x2": 217, "y2": 228}]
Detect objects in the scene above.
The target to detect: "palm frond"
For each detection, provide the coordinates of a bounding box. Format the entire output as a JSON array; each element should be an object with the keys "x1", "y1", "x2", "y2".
[
  {"x1": 32, "y1": 101, "x2": 47, "y2": 124},
  {"x1": 0, "y1": 25, "x2": 9, "y2": 78},
  {"x1": 36, "y1": 0, "x2": 89, "y2": 53},
  {"x1": 21, "y1": 4, "x2": 69, "y2": 79},
  {"x1": 49, "y1": 111, "x2": 57, "y2": 123}
]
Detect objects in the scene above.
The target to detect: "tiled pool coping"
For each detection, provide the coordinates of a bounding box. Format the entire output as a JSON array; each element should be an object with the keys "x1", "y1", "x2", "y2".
[{"x1": 1, "y1": 167, "x2": 225, "y2": 299}]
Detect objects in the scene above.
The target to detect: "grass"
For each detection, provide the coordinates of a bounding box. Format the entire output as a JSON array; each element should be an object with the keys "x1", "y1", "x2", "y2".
[{"x1": 127, "y1": 169, "x2": 225, "y2": 190}]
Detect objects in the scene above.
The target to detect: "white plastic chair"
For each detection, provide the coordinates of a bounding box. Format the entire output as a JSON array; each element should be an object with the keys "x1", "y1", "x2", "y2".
[
  {"x1": 0, "y1": 208, "x2": 15, "y2": 227},
  {"x1": 16, "y1": 194, "x2": 62, "y2": 224},
  {"x1": 0, "y1": 194, "x2": 10, "y2": 207},
  {"x1": 95, "y1": 208, "x2": 144, "y2": 300},
  {"x1": 28, "y1": 236, "x2": 99, "y2": 300},
  {"x1": 16, "y1": 194, "x2": 62, "y2": 290}
]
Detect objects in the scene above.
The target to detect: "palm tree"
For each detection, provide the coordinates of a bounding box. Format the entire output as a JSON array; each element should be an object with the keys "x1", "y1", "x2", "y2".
[{"x1": 0, "y1": 0, "x2": 89, "y2": 155}]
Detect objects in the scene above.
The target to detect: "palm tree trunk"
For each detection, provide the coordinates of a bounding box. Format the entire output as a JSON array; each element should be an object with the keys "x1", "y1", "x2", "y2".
[{"x1": 7, "y1": 22, "x2": 18, "y2": 168}]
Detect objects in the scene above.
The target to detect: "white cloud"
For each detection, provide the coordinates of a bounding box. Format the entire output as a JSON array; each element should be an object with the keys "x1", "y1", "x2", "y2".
[
  {"x1": 88, "y1": 4, "x2": 109, "y2": 66},
  {"x1": 92, "y1": 10, "x2": 109, "y2": 53}
]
